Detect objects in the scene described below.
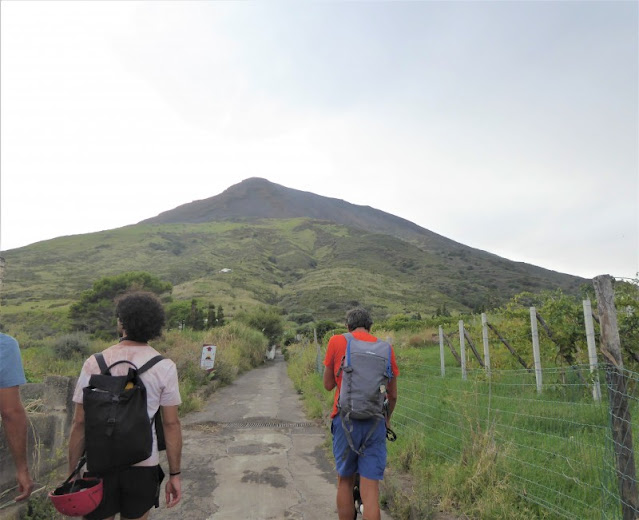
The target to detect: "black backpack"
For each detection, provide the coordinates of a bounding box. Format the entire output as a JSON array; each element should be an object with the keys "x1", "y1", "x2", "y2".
[{"x1": 83, "y1": 353, "x2": 166, "y2": 473}]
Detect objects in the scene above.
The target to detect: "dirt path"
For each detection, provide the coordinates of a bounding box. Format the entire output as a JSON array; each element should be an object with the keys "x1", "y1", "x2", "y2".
[{"x1": 151, "y1": 352, "x2": 393, "y2": 520}]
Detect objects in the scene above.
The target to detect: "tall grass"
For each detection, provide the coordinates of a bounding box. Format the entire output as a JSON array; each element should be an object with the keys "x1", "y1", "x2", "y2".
[
  {"x1": 21, "y1": 323, "x2": 268, "y2": 416},
  {"x1": 285, "y1": 327, "x2": 625, "y2": 519},
  {"x1": 285, "y1": 340, "x2": 333, "y2": 421}
]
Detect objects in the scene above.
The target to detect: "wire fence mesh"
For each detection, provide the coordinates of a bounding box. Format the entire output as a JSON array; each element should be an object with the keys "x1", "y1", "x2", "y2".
[{"x1": 392, "y1": 362, "x2": 639, "y2": 519}]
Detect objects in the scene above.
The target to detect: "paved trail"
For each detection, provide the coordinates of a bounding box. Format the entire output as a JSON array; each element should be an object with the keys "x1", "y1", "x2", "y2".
[{"x1": 152, "y1": 352, "x2": 393, "y2": 520}]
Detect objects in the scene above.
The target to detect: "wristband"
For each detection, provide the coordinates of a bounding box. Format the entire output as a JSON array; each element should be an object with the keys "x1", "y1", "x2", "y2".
[{"x1": 169, "y1": 471, "x2": 181, "y2": 476}]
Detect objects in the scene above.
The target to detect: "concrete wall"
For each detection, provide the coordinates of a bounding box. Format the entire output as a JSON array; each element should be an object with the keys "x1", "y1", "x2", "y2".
[{"x1": 0, "y1": 376, "x2": 76, "y2": 495}]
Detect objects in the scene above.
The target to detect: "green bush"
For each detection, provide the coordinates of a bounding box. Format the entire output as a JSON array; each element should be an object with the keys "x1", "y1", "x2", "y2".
[
  {"x1": 53, "y1": 332, "x2": 91, "y2": 360},
  {"x1": 21, "y1": 493, "x2": 63, "y2": 519},
  {"x1": 69, "y1": 271, "x2": 172, "y2": 337},
  {"x1": 233, "y1": 306, "x2": 284, "y2": 345}
]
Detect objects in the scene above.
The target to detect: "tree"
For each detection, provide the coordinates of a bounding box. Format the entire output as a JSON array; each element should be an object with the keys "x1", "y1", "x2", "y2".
[
  {"x1": 216, "y1": 305, "x2": 225, "y2": 327},
  {"x1": 207, "y1": 304, "x2": 216, "y2": 329},
  {"x1": 186, "y1": 299, "x2": 204, "y2": 330},
  {"x1": 503, "y1": 290, "x2": 587, "y2": 367},
  {"x1": 166, "y1": 300, "x2": 192, "y2": 330},
  {"x1": 613, "y1": 277, "x2": 639, "y2": 365},
  {"x1": 69, "y1": 272, "x2": 172, "y2": 338},
  {"x1": 235, "y1": 306, "x2": 283, "y2": 345}
]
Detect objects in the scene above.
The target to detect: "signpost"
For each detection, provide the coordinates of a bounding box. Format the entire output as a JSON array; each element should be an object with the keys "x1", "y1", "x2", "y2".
[{"x1": 201, "y1": 345, "x2": 217, "y2": 371}]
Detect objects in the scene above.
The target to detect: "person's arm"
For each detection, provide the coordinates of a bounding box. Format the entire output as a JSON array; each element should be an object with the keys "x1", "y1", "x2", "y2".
[
  {"x1": 68, "y1": 403, "x2": 86, "y2": 473},
  {"x1": 323, "y1": 365, "x2": 336, "y2": 391},
  {"x1": 323, "y1": 340, "x2": 336, "y2": 391},
  {"x1": 162, "y1": 405, "x2": 182, "y2": 508},
  {"x1": 0, "y1": 386, "x2": 34, "y2": 501}
]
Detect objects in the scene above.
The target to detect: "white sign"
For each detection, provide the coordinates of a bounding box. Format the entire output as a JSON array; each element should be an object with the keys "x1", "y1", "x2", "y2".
[{"x1": 200, "y1": 345, "x2": 217, "y2": 370}]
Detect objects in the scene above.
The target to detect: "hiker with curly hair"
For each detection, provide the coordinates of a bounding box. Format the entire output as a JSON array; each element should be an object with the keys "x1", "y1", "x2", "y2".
[{"x1": 68, "y1": 291, "x2": 183, "y2": 520}]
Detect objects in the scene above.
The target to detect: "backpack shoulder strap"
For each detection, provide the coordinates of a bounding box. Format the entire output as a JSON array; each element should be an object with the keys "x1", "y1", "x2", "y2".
[
  {"x1": 336, "y1": 333, "x2": 353, "y2": 378},
  {"x1": 343, "y1": 333, "x2": 353, "y2": 367},
  {"x1": 94, "y1": 353, "x2": 109, "y2": 374},
  {"x1": 137, "y1": 355, "x2": 167, "y2": 451},
  {"x1": 137, "y1": 355, "x2": 165, "y2": 375}
]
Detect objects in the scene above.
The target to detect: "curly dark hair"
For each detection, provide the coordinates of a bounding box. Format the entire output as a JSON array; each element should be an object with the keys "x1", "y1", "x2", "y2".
[
  {"x1": 115, "y1": 291, "x2": 166, "y2": 342},
  {"x1": 345, "y1": 307, "x2": 373, "y2": 332}
]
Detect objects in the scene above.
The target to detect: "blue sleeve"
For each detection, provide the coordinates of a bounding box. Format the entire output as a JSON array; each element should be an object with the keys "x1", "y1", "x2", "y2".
[{"x1": 0, "y1": 334, "x2": 27, "y2": 388}]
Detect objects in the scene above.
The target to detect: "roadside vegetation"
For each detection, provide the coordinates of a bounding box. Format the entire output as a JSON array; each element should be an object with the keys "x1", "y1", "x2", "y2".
[
  {"x1": 21, "y1": 323, "x2": 268, "y2": 416},
  {"x1": 9, "y1": 277, "x2": 278, "y2": 520},
  {"x1": 13, "y1": 271, "x2": 280, "y2": 415},
  {"x1": 6, "y1": 264, "x2": 637, "y2": 519},
  {"x1": 1, "y1": 217, "x2": 586, "y2": 339},
  {"x1": 286, "y1": 280, "x2": 639, "y2": 519}
]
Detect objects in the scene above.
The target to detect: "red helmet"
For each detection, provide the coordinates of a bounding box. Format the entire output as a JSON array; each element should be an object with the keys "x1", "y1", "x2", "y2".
[{"x1": 49, "y1": 477, "x2": 103, "y2": 517}]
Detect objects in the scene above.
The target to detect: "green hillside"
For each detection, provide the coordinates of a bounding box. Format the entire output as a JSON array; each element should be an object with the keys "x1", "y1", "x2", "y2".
[
  {"x1": 1, "y1": 215, "x2": 586, "y2": 339},
  {"x1": 0, "y1": 178, "x2": 588, "y2": 339}
]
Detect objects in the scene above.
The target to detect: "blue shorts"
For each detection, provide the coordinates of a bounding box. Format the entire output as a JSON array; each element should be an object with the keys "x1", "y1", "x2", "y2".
[{"x1": 331, "y1": 415, "x2": 387, "y2": 480}]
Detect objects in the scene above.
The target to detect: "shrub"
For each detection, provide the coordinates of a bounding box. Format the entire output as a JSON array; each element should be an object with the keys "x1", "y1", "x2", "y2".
[
  {"x1": 53, "y1": 332, "x2": 90, "y2": 360},
  {"x1": 233, "y1": 306, "x2": 284, "y2": 345},
  {"x1": 69, "y1": 271, "x2": 172, "y2": 337}
]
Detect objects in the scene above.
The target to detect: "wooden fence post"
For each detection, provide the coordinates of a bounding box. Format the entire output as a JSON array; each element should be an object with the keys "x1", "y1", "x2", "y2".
[
  {"x1": 442, "y1": 331, "x2": 462, "y2": 366},
  {"x1": 439, "y1": 326, "x2": 445, "y2": 377},
  {"x1": 594, "y1": 275, "x2": 639, "y2": 519},
  {"x1": 583, "y1": 299, "x2": 602, "y2": 402},
  {"x1": 486, "y1": 321, "x2": 531, "y2": 371},
  {"x1": 481, "y1": 313, "x2": 491, "y2": 377},
  {"x1": 463, "y1": 328, "x2": 485, "y2": 367},
  {"x1": 530, "y1": 307, "x2": 543, "y2": 394},
  {"x1": 459, "y1": 320, "x2": 467, "y2": 381}
]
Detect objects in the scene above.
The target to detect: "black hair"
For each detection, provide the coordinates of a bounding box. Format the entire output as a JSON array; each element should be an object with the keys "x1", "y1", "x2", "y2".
[
  {"x1": 115, "y1": 291, "x2": 165, "y2": 342},
  {"x1": 345, "y1": 307, "x2": 373, "y2": 332}
]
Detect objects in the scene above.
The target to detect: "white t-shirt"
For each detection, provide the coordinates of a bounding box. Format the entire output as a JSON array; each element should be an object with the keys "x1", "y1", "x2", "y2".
[{"x1": 73, "y1": 343, "x2": 182, "y2": 467}]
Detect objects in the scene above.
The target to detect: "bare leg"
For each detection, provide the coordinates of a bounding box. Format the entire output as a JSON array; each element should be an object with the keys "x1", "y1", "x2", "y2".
[
  {"x1": 359, "y1": 476, "x2": 381, "y2": 520},
  {"x1": 336, "y1": 474, "x2": 356, "y2": 520}
]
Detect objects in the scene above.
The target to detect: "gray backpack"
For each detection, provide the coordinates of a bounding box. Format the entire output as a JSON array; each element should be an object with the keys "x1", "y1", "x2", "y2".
[{"x1": 337, "y1": 333, "x2": 392, "y2": 455}]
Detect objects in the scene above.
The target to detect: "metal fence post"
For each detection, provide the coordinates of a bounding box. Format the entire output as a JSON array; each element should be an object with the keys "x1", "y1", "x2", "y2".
[
  {"x1": 439, "y1": 325, "x2": 445, "y2": 377},
  {"x1": 583, "y1": 299, "x2": 602, "y2": 401},
  {"x1": 481, "y1": 313, "x2": 491, "y2": 377},
  {"x1": 530, "y1": 307, "x2": 542, "y2": 394}
]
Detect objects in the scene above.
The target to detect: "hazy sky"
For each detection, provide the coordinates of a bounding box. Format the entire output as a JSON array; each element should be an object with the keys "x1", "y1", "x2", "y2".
[{"x1": 1, "y1": 1, "x2": 637, "y2": 280}]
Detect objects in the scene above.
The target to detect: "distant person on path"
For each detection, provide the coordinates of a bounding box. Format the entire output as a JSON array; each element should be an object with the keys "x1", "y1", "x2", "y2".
[
  {"x1": 0, "y1": 332, "x2": 35, "y2": 501},
  {"x1": 68, "y1": 291, "x2": 183, "y2": 520},
  {"x1": 323, "y1": 307, "x2": 399, "y2": 520}
]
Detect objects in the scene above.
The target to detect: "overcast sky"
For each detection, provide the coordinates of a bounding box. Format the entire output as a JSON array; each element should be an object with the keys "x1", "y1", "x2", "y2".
[{"x1": 1, "y1": 1, "x2": 637, "y2": 280}]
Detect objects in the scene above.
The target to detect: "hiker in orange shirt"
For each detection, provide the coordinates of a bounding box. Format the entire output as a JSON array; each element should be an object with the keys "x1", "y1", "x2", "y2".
[{"x1": 323, "y1": 307, "x2": 399, "y2": 520}]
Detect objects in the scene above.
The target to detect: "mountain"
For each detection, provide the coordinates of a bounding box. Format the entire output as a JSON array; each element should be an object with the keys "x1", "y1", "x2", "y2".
[
  {"x1": 142, "y1": 177, "x2": 586, "y2": 296},
  {"x1": 1, "y1": 178, "x2": 586, "y2": 337},
  {"x1": 143, "y1": 177, "x2": 467, "y2": 252}
]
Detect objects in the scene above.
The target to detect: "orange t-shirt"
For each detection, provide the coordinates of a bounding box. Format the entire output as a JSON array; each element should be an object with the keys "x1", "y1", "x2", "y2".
[{"x1": 323, "y1": 330, "x2": 400, "y2": 418}]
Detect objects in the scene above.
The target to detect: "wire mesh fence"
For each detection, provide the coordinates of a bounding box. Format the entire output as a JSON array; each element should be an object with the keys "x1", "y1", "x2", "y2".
[{"x1": 392, "y1": 361, "x2": 639, "y2": 519}]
